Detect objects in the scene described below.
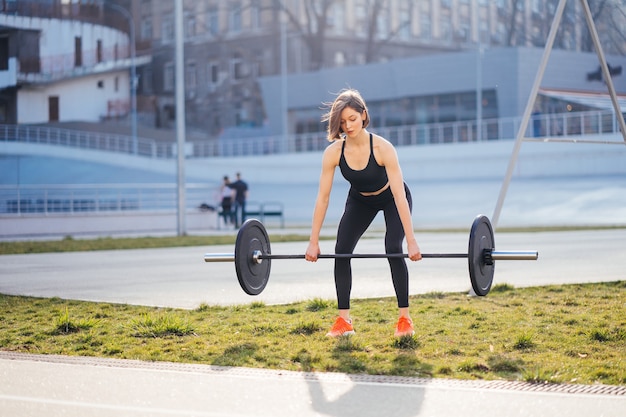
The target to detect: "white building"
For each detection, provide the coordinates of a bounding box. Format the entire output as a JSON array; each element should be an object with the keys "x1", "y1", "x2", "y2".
[{"x1": 0, "y1": 5, "x2": 149, "y2": 124}]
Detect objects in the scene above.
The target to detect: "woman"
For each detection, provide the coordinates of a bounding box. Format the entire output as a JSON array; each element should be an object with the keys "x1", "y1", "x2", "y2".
[
  {"x1": 305, "y1": 89, "x2": 422, "y2": 338},
  {"x1": 220, "y1": 176, "x2": 234, "y2": 226}
]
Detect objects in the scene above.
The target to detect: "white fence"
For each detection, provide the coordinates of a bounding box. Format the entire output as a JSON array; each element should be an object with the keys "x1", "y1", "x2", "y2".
[
  {"x1": 0, "y1": 183, "x2": 213, "y2": 215},
  {"x1": 1, "y1": 109, "x2": 622, "y2": 158}
]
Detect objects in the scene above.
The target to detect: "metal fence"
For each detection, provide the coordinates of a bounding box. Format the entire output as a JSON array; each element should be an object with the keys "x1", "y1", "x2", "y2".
[
  {"x1": 1, "y1": 109, "x2": 623, "y2": 160},
  {"x1": 0, "y1": 183, "x2": 215, "y2": 216}
]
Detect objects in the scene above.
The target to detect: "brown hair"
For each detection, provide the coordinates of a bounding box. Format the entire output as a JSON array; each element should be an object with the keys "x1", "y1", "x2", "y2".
[{"x1": 321, "y1": 89, "x2": 370, "y2": 141}]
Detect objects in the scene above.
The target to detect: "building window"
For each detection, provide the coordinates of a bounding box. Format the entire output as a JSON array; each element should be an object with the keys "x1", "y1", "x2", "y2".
[
  {"x1": 185, "y1": 14, "x2": 196, "y2": 39},
  {"x1": 355, "y1": 3, "x2": 367, "y2": 37},
  {"x1": 206, "y1": 6, "x2": 219, "y2": 36},
  {"x1": 376, "y1": 6, "x2": 389, "y2": 39},
  {"x1": 231, "y1": 54, "x2": 246, "y2": 81},
  {"x1": 96, "y1": 39, "x2": 102, "y2": 63},
  {"x1": 162, "y1": 14, "x2": 174, "y2": 43},
  {"x1": 398, "y1": 1, "x2": 412, "y2": 40},
  {"x1": 328, "y1": 2, "x2": 345, "y2": 35},
  {"x1": 207, "y1": 62, "x2": 219, "y2": 86},
  {"x1": 334, "y1": 51, "x2": 346, "y2": 67},
  {"x1": 141, "y1": 17, "x2": 152, "y2": 40},
  {"x1": 480, "y1": 20, "x2": 490, "y2": 44},
  {"x1": 142, "y1": 67, "x2": 153, "y2": 94},
  {"x1": 164, "y1": 62, "x2": 174, "y2": 92},
  {"x1": 440, "y1": 18, "x2": 452, "y2": 42},
  {"x1": 74, "y1": 36, "x2": 82, "y2": 67},
  {"x1": 420, "y1": 15, "x2": 431, "y2": 40},
  {"x1": 230, "y1": 2, "x2": 242, "y2": 33},
  {"x1": 0, "y1": 36, "x2": 8, "y2": 70},
  {"x1": 250, "y1": 3, "x2": 260, "y2": 30},
  {"x1": 186, "y1": 62, "x2": 197, "y2": 96}
]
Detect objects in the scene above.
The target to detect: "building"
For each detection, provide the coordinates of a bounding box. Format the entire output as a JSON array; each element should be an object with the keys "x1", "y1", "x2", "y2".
[
  {"x1": 137, "y1": 0, "x2": 625, "y2": 138},
  {"x1": 0, "y1": 0, "x2": 150, "y2": 125},
  {"x1": 258, "y1": 47, "x2": 626, "y2": 139}
]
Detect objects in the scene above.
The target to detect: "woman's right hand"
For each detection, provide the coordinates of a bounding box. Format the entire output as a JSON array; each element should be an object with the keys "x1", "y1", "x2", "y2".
[{"x1": 305, "y1": 242, "x2": 320, "y2": 262}]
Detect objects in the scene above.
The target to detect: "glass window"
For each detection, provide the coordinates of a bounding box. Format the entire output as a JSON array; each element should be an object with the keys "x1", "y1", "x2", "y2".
[
  {"x1": 420, "y1": 15, "x2": 431, "y2": 40},
  {"x1": 185, "y1": 14, "x2": 196, "y2": 39},
  {"x1": 164, "y1": 62, "x2": 174, "y2": 92},
  {"x1": 186, "y1": 62, "x2": 197, "y2": 91},
  {"x1": 207, "y1": 62, "x2": 219, "y2": 85},
  {"x1": 398, "y1": 3, "x2": 412, "y2": 39},
  {"x1": 230, "y1": 2, "x2": 242, "y2": 33},
  {"x1": 206, "y1": 7, "x2": 219, "y2": 36},
  {"x1": 140, "y1": 17, "x2": 152, "y2": 40},
  {"x1": 161, "y1": 14, "x2": 174, "y2": 43}
]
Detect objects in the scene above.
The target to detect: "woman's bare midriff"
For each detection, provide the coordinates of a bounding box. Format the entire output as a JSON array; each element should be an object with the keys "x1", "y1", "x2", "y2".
[{"x1": 359, "y1": 182, "x2": 390, "y2": 196}]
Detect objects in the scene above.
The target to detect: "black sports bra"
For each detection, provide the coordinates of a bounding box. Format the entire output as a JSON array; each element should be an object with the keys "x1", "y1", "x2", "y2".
[{"x1": 339, "y1": 133, "x2": 389, "y2": 193}]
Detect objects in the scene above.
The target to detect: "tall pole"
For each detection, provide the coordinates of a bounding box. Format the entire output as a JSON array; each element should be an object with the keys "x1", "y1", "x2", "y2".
[
  {"x1": 175, "y1": 0, "x2": 186, "y2": 235},
  {"x1": 280, "y1": 12, "x2": 288, "y2": 152},
  {"x1": 476, "y1": 44, "x2": 483, "y2": 142},
  {"x1": 107, "y1": 3, "x2": 137, "y2": 155},
  {"x1": 491, "y1": 0, "x2": 567, "y2": 227}
]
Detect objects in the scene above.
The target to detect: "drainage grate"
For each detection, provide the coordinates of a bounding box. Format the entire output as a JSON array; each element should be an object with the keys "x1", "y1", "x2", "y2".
[{"x1": 2, "y1": 351, "x2": 624, "y2": 396}]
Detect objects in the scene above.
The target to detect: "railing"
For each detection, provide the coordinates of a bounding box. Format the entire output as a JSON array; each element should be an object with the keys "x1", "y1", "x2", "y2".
[
  {"x1": 0, "y1": 109, "x2": 623, "y2": 159},
  {"x1": 0, "y1": 183, "x2": 216, "y2": 216},
  {"x1": 0, "y1": 124, "x2": 173, "y2": 158}
]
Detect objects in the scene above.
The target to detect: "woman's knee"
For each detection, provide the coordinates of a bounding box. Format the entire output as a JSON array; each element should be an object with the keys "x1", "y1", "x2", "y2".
[{"x1": 384, "y1": 239, "x2": 403, "y2": 254}]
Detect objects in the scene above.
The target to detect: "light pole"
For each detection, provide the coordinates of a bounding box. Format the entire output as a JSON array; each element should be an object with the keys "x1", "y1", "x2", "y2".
[
  {"x1": 107, "y1": 2, "x2": 138, "y2": 155},
  {"x1": 280, "y1": 11, "x2": 288, "y2": 152}
]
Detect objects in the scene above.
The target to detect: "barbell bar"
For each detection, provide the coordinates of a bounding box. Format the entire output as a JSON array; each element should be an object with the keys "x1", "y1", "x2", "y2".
[
  {"x1": 205, "y1": 251, "x2": 539, "y2": 262},
  {"x1": 203, "y1": 215, "x2": 538, "y2": 297}
]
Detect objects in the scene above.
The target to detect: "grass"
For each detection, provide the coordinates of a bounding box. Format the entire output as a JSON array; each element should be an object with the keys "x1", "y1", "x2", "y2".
[
  {"x1": 1, "y1": 281, "x2": 624, "y2": 385},
  {"x1": 0, "y1": 233, "x2": 318, "y2": 255}
]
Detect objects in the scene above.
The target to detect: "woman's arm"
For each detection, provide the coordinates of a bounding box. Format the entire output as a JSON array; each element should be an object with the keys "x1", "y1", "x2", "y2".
[
  {"x1": 306, "y1": 143, "x2": 340, "y2": 261},
  {"x1": 377, "y1": 137, "x2": 422, "y2": 261}
]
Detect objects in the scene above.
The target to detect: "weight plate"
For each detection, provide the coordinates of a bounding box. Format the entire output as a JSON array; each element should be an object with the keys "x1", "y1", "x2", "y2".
[
  {"x1": 234, "y1": 219, "x2": 272, "y2": 295},
  {"x1": 468, "y1": 215, "x2": 495, "y2": 296}
]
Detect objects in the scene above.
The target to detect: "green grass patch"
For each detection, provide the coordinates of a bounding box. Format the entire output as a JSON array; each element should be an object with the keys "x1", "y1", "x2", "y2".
[{"x1": 0, "y1": 281, "x2": 624, "y2": 385}]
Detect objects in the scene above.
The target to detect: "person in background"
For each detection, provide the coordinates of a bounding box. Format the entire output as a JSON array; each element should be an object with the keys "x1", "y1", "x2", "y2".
[
  {"x1": 305, "y1": 88, "x2": 422, "y2": 338},
  {"x1": 229, "y1": 172, "x2": 249, "y2": 228},
  {"x1": 220, "y1": 176, "x2": 234, "y2": 226}
]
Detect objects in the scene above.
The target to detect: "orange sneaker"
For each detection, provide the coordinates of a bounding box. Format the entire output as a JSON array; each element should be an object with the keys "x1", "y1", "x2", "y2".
[
  {"x1": 394, "y1": 316, "x2": 415, "y2": 337},
  {"x1": 326, "y1": 316, "x2": 355, "y2": 337}
]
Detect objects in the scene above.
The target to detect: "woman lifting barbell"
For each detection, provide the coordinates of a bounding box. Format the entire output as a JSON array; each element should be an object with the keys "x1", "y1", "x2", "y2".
[{"x1": 305, "y1": 88, "x2": 422, "y2": 338}]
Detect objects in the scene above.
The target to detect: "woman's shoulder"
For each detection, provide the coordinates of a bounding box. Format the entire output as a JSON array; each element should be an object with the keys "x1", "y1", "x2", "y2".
[
  {"x1": 322, "y1": 139, "x2": 343, "y2": 164},
  {"x1": 371, "y1": 132, "x2": 392, "y2": 145},
  {"x1": 371, "y1": 133, "x2": 395, "y2": 152},
  {"x1": 371, "y1": 133, "x2": 398, "y2": 162},
  {"x1": 324, "y1": 139, "x2": 344, "y2": 154}
]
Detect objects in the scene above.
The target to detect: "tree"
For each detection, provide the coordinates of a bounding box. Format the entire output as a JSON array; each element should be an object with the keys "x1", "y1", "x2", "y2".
[
  {"x1": 363, "y1": 0, "x2": 415, "y2": 63},
  {"x1": 273, "y1": 0, "x2": 336, "y2": 71}
]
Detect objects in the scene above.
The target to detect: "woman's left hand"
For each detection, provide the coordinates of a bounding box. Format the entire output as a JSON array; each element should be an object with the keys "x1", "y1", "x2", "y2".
[{"x1": 407, "y1": 240, "x2": 422, "y2": 261}]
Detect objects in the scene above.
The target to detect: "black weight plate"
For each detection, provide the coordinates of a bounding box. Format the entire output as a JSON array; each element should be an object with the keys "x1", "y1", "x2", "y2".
[
  {"x1": 468, "y1": 215, "x2": 495, "y2": 296},
  {"x1": 234, "y1": 219, "x2": 271, "y2": 295}
]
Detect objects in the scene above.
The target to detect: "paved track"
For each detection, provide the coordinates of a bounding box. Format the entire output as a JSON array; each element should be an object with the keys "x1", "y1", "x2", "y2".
[{"x1": 1, "y1": 229, "x2": 624, "y2": 308}]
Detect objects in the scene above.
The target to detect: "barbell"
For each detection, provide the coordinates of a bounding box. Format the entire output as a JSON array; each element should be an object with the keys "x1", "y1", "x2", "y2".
[{"x1": 203, "y1": 214, "x2": 538, "y2": 297}]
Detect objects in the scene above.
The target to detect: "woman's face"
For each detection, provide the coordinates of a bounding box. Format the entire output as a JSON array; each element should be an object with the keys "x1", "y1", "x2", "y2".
[{"x1": 339, "y1": 106, "x2": 365, "y2": 139}]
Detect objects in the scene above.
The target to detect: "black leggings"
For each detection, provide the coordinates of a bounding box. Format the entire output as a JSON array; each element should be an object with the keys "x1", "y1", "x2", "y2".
[{"x1": 334, "y1": 183, "x2": 413, "y2": 310}]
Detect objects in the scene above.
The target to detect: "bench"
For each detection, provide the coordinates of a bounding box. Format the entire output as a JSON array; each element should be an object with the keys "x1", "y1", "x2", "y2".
[
  {"x1": 216, "y1": 201, "x2": 284, "y2": 229},
  {"x1": 244, "y1": 201, "x2": 285, "y2": 228}
]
